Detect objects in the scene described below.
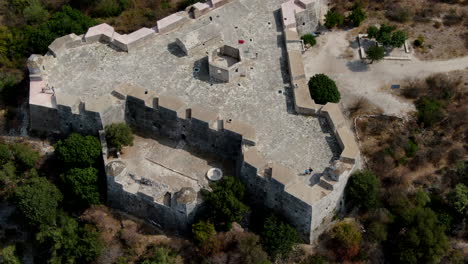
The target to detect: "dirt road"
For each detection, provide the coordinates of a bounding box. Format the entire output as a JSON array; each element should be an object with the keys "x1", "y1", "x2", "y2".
[{"x1": 303, "y1": 31, "x2": 468, "y2": 117}]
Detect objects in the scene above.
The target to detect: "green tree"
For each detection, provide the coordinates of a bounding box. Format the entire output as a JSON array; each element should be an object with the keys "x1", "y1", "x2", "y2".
[
  {"x1": 54, "y1": 133, "x2": 101, "y2": 167},
  {"x1": 301, "y1": 254, "x2": 327, "y2": 264},
  {"x1": 391, "y1": 207, "x2": 448, "y2": 264},
  {"x1": 346, "y1": 170, "x2": 380, "y2": 210},
  {"x1": 390, "y1": 30, "x2": 407, "y2": 48},
  {"x1": 62, "y1": 167, "x2": 100, "y2": 206},
  {"x1": 203, "y1": 176, "x2": 249, "y2": 229},
  {"x1": 366, "y1": 45, "x2": 385, "y2": 64},
  {"x1": 308, "y1": 74, "x2": 340, "y2": 104},
  {"x1": 416, "y1": 97, "x2": 444, "y2": 127},
  {"x1": 0, "y1": 245, "x2": 21, "y2": 264},
  {"x1": 261, "y1": 215, "x2": 300, "y2": 260},
  {"x1": 366, "y1": 26, "x2": 379, "y2": 39},
  {"x1": 301, "y1": 34, "x2": 316, "y2": 47},
  {"x1": 348, "y1": 6, "x2": 367, "y2": 27},
  {"x1": 140, "y1": 246, "x2": 182, "y2": 264},
  {"x1": 367, "y1": 221, "x2": 387, "y2": 242},
  {"x1": 27, "y1": 6, "x2": 96, "y2": 54},
  {"x1": 15, "y1": 177, "x2": 63, "y2": 226},
  {"x1": 447, "y1": 184, "x2": 468, "y2": 218},
  {"x1": 329, "y1": 221, "x2": 362, "y2": 260},
  {"x1": 324, "y1": 10, "x2": 344, "y2": 28},
  {"x1": 36, "y1": 213, "x2": 103, "y2": 263},
  {"x1": 11, "y1": 143, "x2": 39, "y2": 171},
  {"x1": 192, "y1": 220, "x2": 216, "y2": 245},
  {"x1": 105, "y1": 123, "x2": 134, "y2": 152},
  {"x1": 0, "y1": 143, "x2": 13, "y2": 165}
]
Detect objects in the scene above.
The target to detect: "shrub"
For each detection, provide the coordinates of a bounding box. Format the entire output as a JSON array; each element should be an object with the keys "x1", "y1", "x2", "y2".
[
  {"x1": 447, "y1": 184, "x2": 468, "y2": 218},
  {"x1": 413, "y1": 35, "x2": 425, "y2": 47},
  {"x1": 301, "y1": 34, "x2": 316, "y2": 47},
  {"x1": 366, "y1": 45, "x2": 385, "y2": 63},
  {"x1": 0, "y1": 143, "x2": 13, "y2": 165},
  {"x1": 308, "y1": 74, "x2": 340, "y2": 104},
  {"x1": 62, "y1": 167, "x2": 101, "y2": 206},
  {"x1": 416, "y1": 97, "x2": 444, "y2": 127},
  {"x1": 346, "y1": 170, "x2": 380, "y2": 211},
  {"x1": 348, "y1": 6, "x2": 367, "y2": 27},
  {"x1": 54, "y1": 133, "x2": 101, "y2": 167},
  {"x1": 324, "y1": 10, "x2": 344, "y2": 28},
  {"x1": 139, "y1": 246, "x2": 182, "y2": 264},
  {"x1": 105, "y1": 123, "x2": 134, "y2": 152},
  {"x1": 261, "y1": 214, "x2": 300, "y2": 260},
  {"x1": 329, "y1": 221, "x2": 362, "y2": 260},
  {"x1": 301, "y1": 255, "x2": 327, "y2": 264},
  {"x1": 367, "y1": 24, "x2": 407, "y2": 48},
  {"x1": 23, "y1": 0, "x2": 49, "y2": 24},
  {"x1": 10, "y1": 143, "x2": 39, "y2": 171},
  {"x1": 367, "y1": 221, "x2": 387, "y2": 242},
  {"x1": 448, "y1": 148, "x2": 465, "y2": 165},
  {"x1": 0, "y1": 245, "x2": 21, "y2": 264},
  {"x1": 192, "y1": 220, "x2": 216, "y2": 245},
  {"x1": 91, "y1": 0, "x2": 131, "y2": 17},
  {"x1": 390, "y1": 30, "x2": 408, "y2": 48},
  {"x1": 385, "y1": 6, "x2": 411, "y2": 23},
  {"x1": 237, "y1": 233, "x2": 270, "y2": 264},
  {"x1": 15, "y1": 177, "x2": 63, "y2": 226}
]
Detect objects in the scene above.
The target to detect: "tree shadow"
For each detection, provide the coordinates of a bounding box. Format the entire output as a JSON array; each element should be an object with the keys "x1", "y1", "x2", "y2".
[
  {"x1": 167, "y1": 42, "x2": 185, "y2": 58},
  {"x1": 346, "y1": 60, "x2": 369, "y2": 72}
]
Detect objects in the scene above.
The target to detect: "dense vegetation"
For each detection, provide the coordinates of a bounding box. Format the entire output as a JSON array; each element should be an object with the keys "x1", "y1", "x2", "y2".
[{"x1": 105, "y1": 123, "x2": 134, "y2": 152}]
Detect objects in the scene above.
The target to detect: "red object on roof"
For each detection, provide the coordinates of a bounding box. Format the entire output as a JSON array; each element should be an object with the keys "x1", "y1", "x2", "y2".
[{"x1": 238, "y1": 39, "x2": 245, "y2": 44}]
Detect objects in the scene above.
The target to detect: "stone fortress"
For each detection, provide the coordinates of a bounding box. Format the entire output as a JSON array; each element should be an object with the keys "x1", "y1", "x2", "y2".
[{"x1": 27, "y1": 0, "x2": 359, "y2": 242}]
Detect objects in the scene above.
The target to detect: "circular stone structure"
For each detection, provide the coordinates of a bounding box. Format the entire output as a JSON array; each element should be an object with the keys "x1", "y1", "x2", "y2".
[
  {"x1": 105, "y1": 160, "x2": 127, "y2": 177},
  {"x1": 206, "y1": 168, "x2": 223, "y2": 181}
]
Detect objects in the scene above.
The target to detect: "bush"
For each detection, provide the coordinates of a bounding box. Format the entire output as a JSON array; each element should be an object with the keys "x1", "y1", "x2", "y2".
[
  {"x1": 261, "y1": 214, "x2": 300, "y2": 260},
  {"x1": 10, "y1": 143, "x2": 39, "y2": 171},
  {"x1": 0, "y1": 245, "x2": 21, "y2": 264},
  {"x1": 301, "y1": 254, "x2": 327, "y2": 264},
  {"x1": 367, "y1": 24, "x2": 407, "y2": 48},
  {"x1": 346, "y1": 170, "x2": 380, "y2": 211},
  {"x1": 329, "y1": 221, "x2": 362, "y2": 260},
  {"x1": 237, "y1": 233, "x2": 270, "y2": 264},
  {"x1": 324, "y1": 10, "x2": 344, "y2": 28},
  {"x1": 54, "y1": 133, "x2": 101, "y2": 167},
  {"x1": 139, "y1": 246, "x2": 182, "y2": 264},
  {"x1": 23, "y1": 0, "x2": 49, "y2": 24},
  {"x1": 105, "y1": 123, "x2": 134, "y2": 152},
  {"x1": 192, "y1": 220, "x2": 216, "y2": 245},
  {"x1": 348, "y1": 6, "x2": 367, "y2": 27},
  {"x1": 203, "y1": 176, "x2": 249, "y2": 229},
  {"x1": 15, "y1": 177, "x2": 63, "y2": 226},
  {"x1": 62, "y1": 167, "x2": 100, "y2": 206},
  {"x1": 0, "y1": 143, "x2": 13, "y2": 165},
  {"x1": 367, "y1": 221, "x2": 387, "y2": 242},
  {"x1": 385, "y1": 6, "x2": 411, "y2": 23},
  {"x1": 413, "y1": 35, "x2": 425, "y2": 47},
  {"x1": 301, "y1": 34, "x2": 316, "y2": 47},
  {"x1": 416, "y1": 97, "x2": 444, "y2": 127},
  {"x1": 447, "y1": 184, "x2": 468, "y2": 218},
  {"x1": 308, "y1": 74, "x2": 340, "y2": 104},
  {"x1": 390, "y1": 30, "x2": 408, "y2": 48},
  {"x1": 91, "y1": 0, "x2": 131, "y2": 17}
]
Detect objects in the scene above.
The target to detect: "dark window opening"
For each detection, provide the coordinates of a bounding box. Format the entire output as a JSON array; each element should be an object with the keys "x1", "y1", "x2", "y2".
[
  {"x1": 209, "y1": 16, "x2": 212, "y2": 21},
  {"x1": 181, "y1": 134, "x2": 186, "y2": 140}
]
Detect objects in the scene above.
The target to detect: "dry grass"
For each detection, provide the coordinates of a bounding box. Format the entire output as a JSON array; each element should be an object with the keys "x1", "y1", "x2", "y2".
[{"x1": 347, "y1": 97, "x2": 383, "y2": 119}]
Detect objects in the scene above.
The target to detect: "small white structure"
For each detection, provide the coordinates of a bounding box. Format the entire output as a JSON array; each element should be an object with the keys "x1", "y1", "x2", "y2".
[{"x1": 206, "y1": 168, "x2": 223, "y2": 181}]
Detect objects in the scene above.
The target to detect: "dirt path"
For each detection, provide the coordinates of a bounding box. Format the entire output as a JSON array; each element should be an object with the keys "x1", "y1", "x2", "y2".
[{"x1": 303, "y1": 31, "x2": 468, "y2": 117}]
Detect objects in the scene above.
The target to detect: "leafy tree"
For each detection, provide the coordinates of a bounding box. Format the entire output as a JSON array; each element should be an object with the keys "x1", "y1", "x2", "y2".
[
  {"x1": 366, "y1": 26, "x2": 379, "y2": 39},
  {"x1": 54, "y1": 133, "x2": 101, "y2": 167},
  {"x1": 0, "y1": 245, "x2": 21, "y2": 264},
  {"x1": 91, "y1": 0, "x2": 131, "y2": 17},
  {"x1": 0, "y1": 27, "x2": 28, "y2": 68},
  {"x1": 11, "y1": 143, "x2": 39, "y2": 171},
  {"x1": 27, "y1": 6, "x2": 96, "y2": 54},
  {"x1": 301, "y1": 254, "x2": 327, "y2": 264},
  {"x1": 391, "y1": 207, "x2": 448, "y2": 264},
  {"x1": 366, "y1": 45, "x2": 385, "y2": 64},
  {"x1": 324, "y1": 10, "x2": 344, "y2": 28},
  {"x1": 347, "y1": 170, "x2": 380, "y2": 210},
  {"x1": 15, "y1": 177, "x2": 63, "y2": 226},
  {"x1": 105, "y1": 123, "x2": 134, "y2": 152},
  {"x1": 192, "y1": 220, "x2": 216, "y2": 245},
  {"x1": 329, "y1": 221, "x2": 362, "y2": 260},
  {"x1": 36, "y1": 213, "x2": 103, "y2": 263},
  {"x1": 390, "y1": 30, "x2": 407, "y2": 48},
  {"x1": 367, "y1": 221, "x2": 387, "y2": 242},
  {"x1": 62, "y1": 167, "x2": 100, "y2": 206},
  {"x1": 301, "y1": 34, "x2": 316, "y2": 47},
  {"x1": 416, "y1": 97, "x2": 444, "y2": 127},
  {"x1": 261, "y1": 214, "x2": 300, "y2": 260},
  {"x1": 447, "y1": 184, "x2": 468, "y2": 218},
  {"x1": 348, "y1": 6, "x2": 367, "y2": 27},
  {"x1": 308, "y1": 74, "x2": 340, "y2": 104},
  {"x1": 203, "y1": 176, "x2": 249, "y2": 229}
]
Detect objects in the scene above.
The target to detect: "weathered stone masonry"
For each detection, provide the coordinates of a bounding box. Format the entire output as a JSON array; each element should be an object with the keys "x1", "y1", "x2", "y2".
[{"x1": 27, "y1": 0, "x2": 360, "y2": 243}]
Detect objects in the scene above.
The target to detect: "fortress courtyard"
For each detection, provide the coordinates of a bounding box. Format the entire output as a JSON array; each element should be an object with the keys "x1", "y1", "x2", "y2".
[{"x1": 43, "y1": 0, "x2": 339, "y2": 175}]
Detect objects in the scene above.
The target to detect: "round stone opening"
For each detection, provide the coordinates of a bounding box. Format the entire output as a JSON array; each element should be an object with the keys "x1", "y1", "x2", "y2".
[{"x1": 206, "y1": 168, "x2": 223, "y2": 181}]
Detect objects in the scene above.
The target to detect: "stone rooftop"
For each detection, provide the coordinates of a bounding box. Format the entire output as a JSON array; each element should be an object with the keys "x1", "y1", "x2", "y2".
[{"x1": 42, "y1": 0, "x2": 338, "y2": 174}]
